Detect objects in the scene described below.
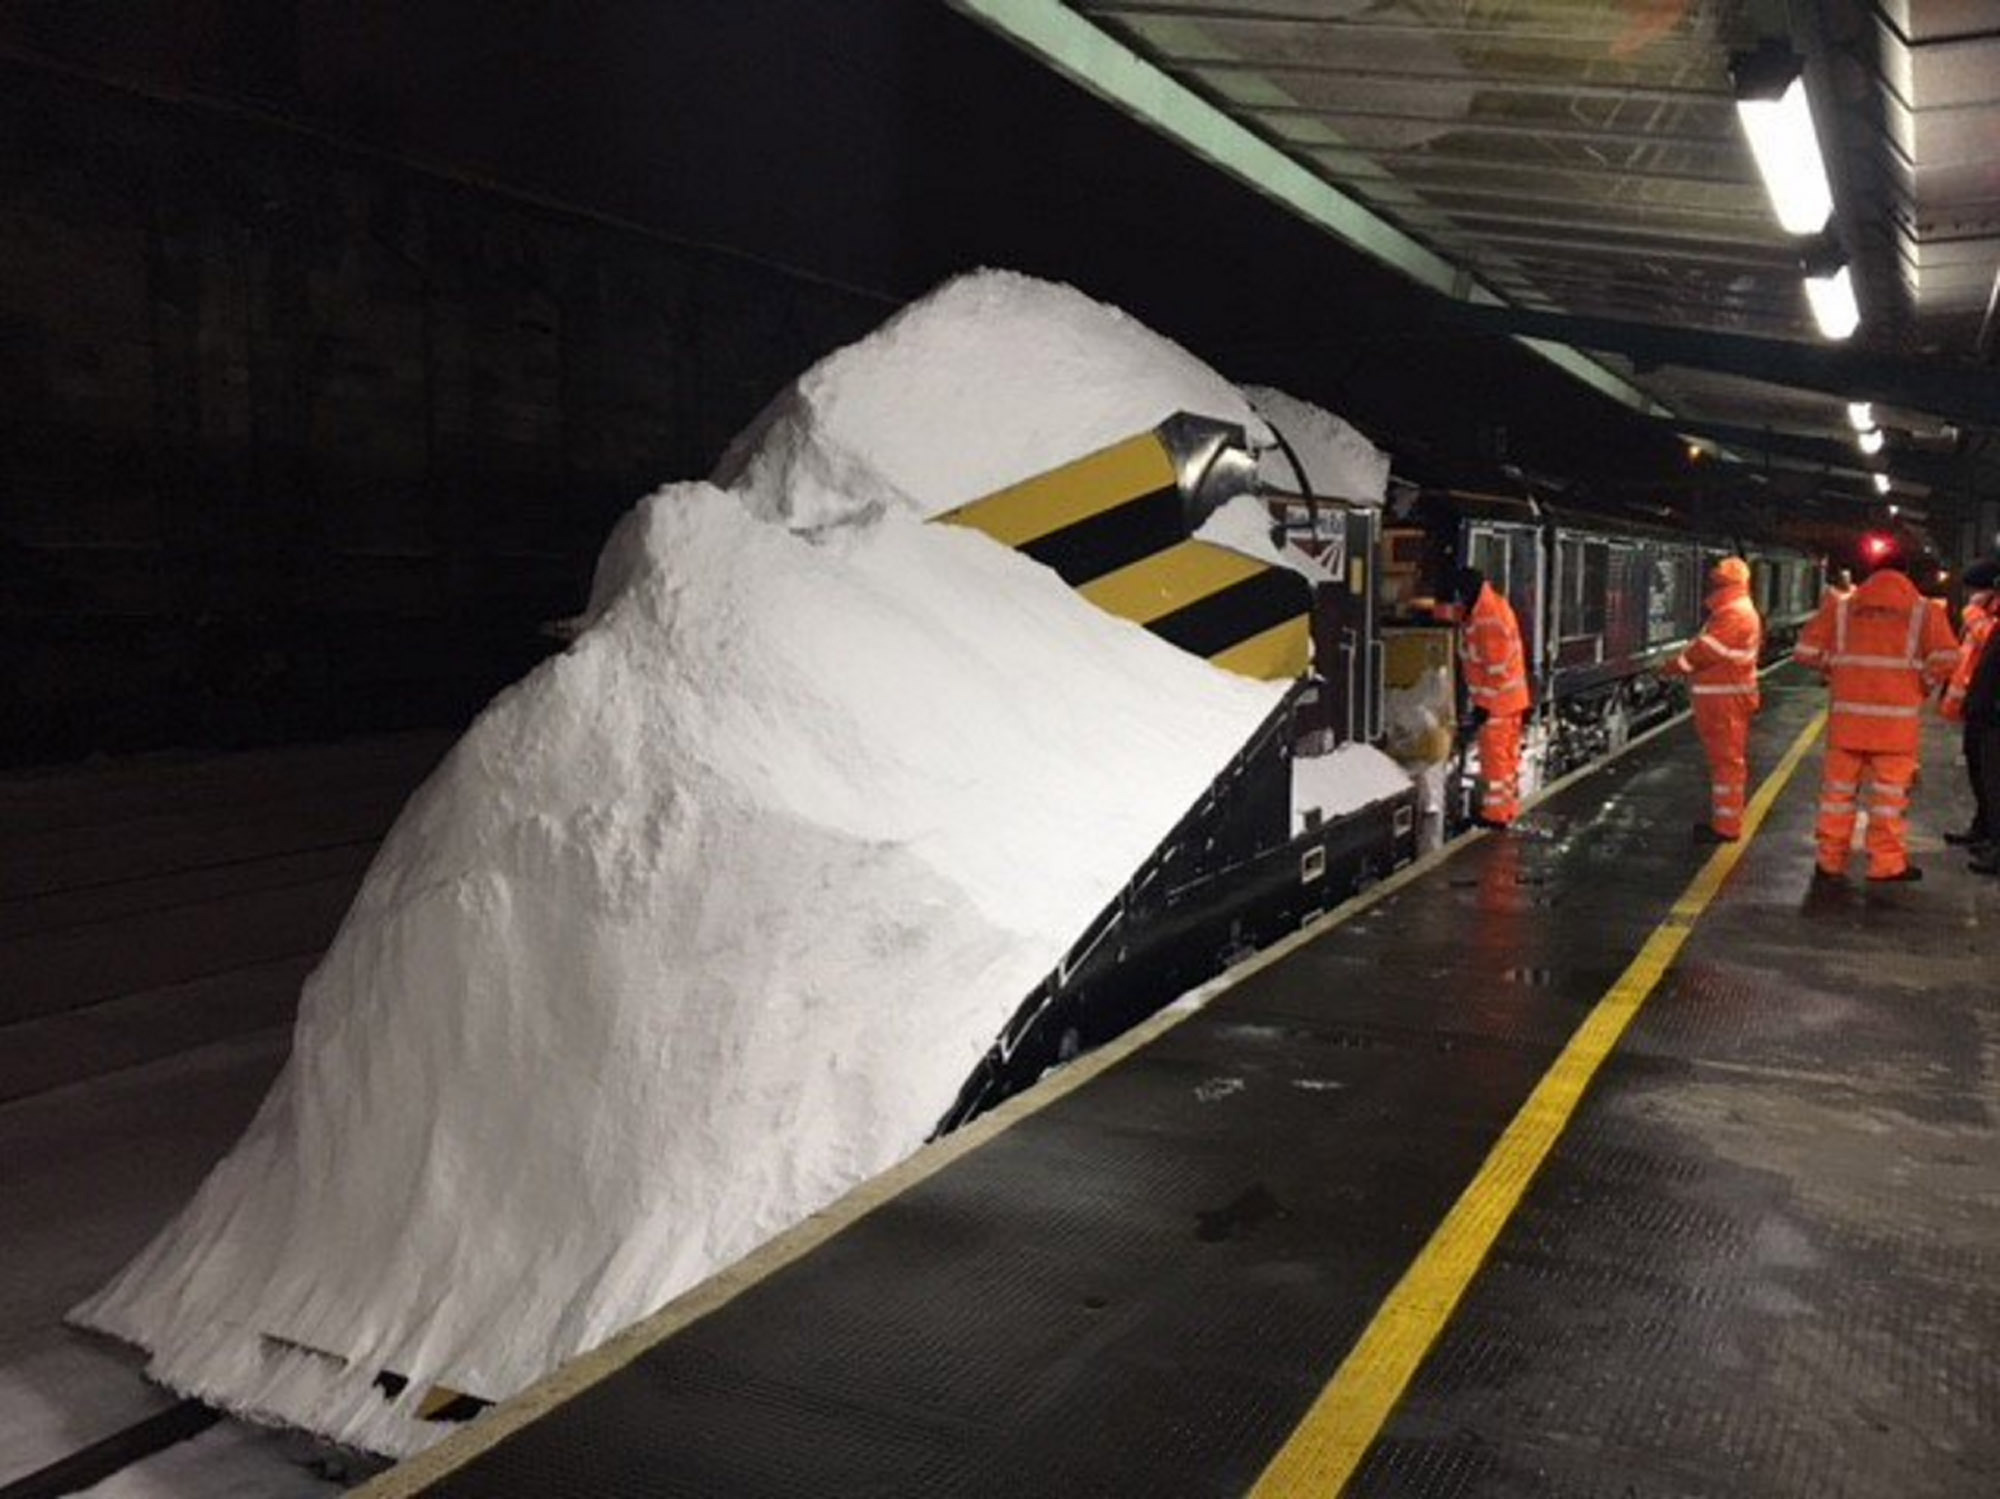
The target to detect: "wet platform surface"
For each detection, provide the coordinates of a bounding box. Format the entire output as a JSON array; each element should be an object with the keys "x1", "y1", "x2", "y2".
[{"x1": 378, "y1": 671, "x2": 1999, "y2": 1498}]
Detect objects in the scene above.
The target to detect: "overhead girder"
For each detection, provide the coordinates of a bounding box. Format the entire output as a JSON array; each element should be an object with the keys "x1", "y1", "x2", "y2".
[
  {"x1": 1660, "y1": 418, "x2": 1974, "y2": 497},
  {"x1": 1437, "y1": 303, "x2": 2000, "y2": 434}
]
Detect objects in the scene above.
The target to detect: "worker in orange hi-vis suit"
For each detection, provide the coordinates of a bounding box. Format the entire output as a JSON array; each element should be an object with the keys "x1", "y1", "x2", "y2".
[
  {"x1": 1939, "y1": 557, "x2": 2000, "y2": 847},
  {"x1": 1453, "y1": 566, "x2": 1532, "y2": 829},
  {"x1": 1664, "y1": 556, "x2": 1762, "y2": 843},
  {"x1": 1793, "y1": 549, "x2": 1960, "y2": 882}
]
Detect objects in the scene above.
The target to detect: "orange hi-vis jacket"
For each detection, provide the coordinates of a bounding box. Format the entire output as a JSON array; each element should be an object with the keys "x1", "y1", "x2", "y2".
[
  {"x1": 1673, "y1": 579, "x2": 1762, "y2": 703},
  {"x1": 1463, "y1": 582, "x2": 1531, "y2": 717},
  {"x1": 1794, "y1": 569, "x2": 1959, "y2": 752},
  {"x1": 1941, "y1": 594, "x2": 1994, "y2": 723}
]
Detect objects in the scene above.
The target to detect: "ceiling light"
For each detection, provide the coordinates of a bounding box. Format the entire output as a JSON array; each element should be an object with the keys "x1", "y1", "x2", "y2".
[
  {"x1": 1804, "y1": 263, "x2": 1860, "y2": 340},
  {"x1": 1888, "y1": 502, "x2": 1900, "y2": 517},
  {"x1": 1846, "y1": 401, "x2": 1874, "y2": 431},
  {"x1": 1873, "y1": 473, "x2": 1892, "y2": 495},
  {"x1": 1857, "y1": 427, "x2": 1885, "y2": 455},
  {"x1": 1732, "y1": 44, "x2": 1834, "y2": 235}
]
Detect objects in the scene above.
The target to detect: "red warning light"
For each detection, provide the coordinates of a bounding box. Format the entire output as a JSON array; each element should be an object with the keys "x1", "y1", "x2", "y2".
[{"x1": 1861, "y1": 532, "x2": 1893, "y2": 563}]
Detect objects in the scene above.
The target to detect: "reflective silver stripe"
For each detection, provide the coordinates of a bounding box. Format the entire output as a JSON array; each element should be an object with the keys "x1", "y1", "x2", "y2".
[
  {"x1": 1945, "y1": 685, "x2": 1968, "y2": 702},
  {"x1": 1826, "y1": 653, "x2": 1921, "y2": 668},
  {"x1": 1835, "y1": 595, "x2": 1851, "y2": 654},
  {"x1": 1905, "y1": 602, "x2": 1926, "y2": 661},
  {"x1": 1691, "y1": 683, "x2": 1757, "y2": 695},
  {"x1": 1819, "y1": 801, "x2": 1855, "y2": 816},
  {"x1": 1927, "y1": 650, "x2": 1959, "y2": 667},
  {"x1": 1469, "y1": 679, "x2": 1526, "y2": 698},
  {"x1": 1832, "y1": 702, "x2": 1920, "y2": 718},
  {"x1": 1695, "y1": 633, "x2": 1758, "y2": 662}
]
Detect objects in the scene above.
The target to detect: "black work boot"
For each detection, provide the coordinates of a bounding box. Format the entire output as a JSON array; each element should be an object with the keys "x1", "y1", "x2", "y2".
[
  {"x1": 1943, "y1": 826, "x2": 1987, "y2": 847},
  {"x1": 1869, "y1": 865, "x2": 1923, "y2": 883}
]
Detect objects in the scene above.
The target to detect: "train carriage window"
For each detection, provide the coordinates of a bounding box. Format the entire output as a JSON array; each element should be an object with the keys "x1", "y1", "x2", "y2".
[
  {"x1": 1468, "y1": 531, "x2": 1507, "y2": 587},
  {"x1": 1751, "y1": 560, "x2": 1775, "y2": 613},
  {"x1": 1502, "y1": 537, "x2": 1539, "y2": 631},
  {"x1": 1648, "y1": 550, "x2": 1691, "y2": 645},
  {"x1": 1558, "y1": 536, "x2": 1607, "y2": 638},
  {"x1": 1558, "y1": 538, "x2": 1580, "y2": 634}
]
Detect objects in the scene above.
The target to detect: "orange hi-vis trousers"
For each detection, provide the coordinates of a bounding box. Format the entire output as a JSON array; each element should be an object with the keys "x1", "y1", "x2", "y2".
[
  {"x1": 1693, "y1": 694, "x2": 1754, "y2": 837},
  {"x1": 1816, "y1": 746, "x2": 1918, "y2": 879},
  {"x1": 1479, "y1": 713, "x2": 1525, "y2": 824}
]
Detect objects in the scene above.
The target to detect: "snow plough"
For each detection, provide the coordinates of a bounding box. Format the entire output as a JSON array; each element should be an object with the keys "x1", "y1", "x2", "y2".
[{"x1": 933, "y1": 415, "x2": 1418, "y2": 1130}]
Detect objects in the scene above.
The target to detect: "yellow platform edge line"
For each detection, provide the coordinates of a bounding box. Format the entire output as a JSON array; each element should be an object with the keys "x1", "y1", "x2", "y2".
[
  {"x1": 1248, "y1": 707, "x2": 1827, "y2": 1498},
  {"x1": 1076, "y1": 538, "x2": 1270, "y2": 624},
  {"x1": 363, "y1": 691, "x2": 1815, "y2": 1499},
  {"x1": 934, "y1": 429, "x2": 1177, "y2": 547},
  {"x1": 354, "y1": 700, "x2": 1523, "y2": 1498}
]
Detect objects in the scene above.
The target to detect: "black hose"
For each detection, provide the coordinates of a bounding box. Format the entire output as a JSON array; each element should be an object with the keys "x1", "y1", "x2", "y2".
[{"x1": 1265, "y1": 419, "x2": 1315, "y2": 499}]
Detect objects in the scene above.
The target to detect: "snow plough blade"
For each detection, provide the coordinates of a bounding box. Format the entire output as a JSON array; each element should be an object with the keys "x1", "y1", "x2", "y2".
[
  {"x1": 931, "y1": 419, "x2": 1415, "y2": 1131},
  {"x1": 933, "y1": 414, "x2": 1313, "y2": 680}
]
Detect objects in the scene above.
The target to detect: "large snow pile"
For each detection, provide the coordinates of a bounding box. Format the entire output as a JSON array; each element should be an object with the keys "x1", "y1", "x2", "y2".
[
  {"x1": 1245, "y1": 384, "x2": 1392, "y2": 505},
  {"x1": 1293, "y1": 743, "x2": 1413, "y2": 832},
  {"x1": 715, "y1": 268, "x2": 1269, "y2": 527},
  {"x1": 72, "y1": 270, "x2": 1293, "y2": 1457},
  {"x1": 1193, "y1": 495, "x2": 1334, "y2": 583}
]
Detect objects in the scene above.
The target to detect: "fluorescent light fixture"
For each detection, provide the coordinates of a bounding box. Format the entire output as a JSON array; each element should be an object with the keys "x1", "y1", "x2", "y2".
[
  {"x1": 1805, "y1": 263, "x2": 1860, "y2": 339},
  {"x1": 1846, "y1": 401, "x2": 1874, "y2": 430},
  {"x1": 1857, "y1": 426, "x2": 1885, "y2": 455},
  {"x1": 1732, "y1": 46, "x2": 1834, "y2": 235},
  {"x1": 1873, "y1": 472, "x2": 1892, "y2": 495}
]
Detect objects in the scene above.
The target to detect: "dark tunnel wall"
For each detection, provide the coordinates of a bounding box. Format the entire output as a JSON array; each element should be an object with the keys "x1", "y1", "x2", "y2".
[{"x1": 0, "y1": 1, "x2": 1691, "y2": 766}]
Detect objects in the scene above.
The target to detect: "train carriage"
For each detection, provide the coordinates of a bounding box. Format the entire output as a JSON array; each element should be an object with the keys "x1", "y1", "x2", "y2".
[{"x1": 1379, "y1": 484, "x2": 1823, "y2": 781}]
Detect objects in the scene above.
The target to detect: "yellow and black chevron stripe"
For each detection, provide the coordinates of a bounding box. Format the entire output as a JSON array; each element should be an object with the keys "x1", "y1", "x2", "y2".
[{"x1": 934, "y1": 427, "x2": 1311, "y2": 680}]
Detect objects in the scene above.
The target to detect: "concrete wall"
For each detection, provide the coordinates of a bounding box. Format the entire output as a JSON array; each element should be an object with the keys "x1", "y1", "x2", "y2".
[
  {"x1": 0, "y1": 0, "x2": 1695, "y2": 765},
  {"x1": 0, "y1": 8, "x2": 899, "y2": 764}
]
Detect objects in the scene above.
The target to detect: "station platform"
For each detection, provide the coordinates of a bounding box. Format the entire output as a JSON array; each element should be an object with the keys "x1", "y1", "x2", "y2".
[{"x1": 360, "y1": 671, "x2": 2000, "y2": 1499}]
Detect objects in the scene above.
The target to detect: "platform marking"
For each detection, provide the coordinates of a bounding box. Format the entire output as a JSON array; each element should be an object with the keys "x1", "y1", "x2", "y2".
[
  {"x1": 1248, "y1": 707, "x2": 1826, "y2": 1498},
  {"x1": 363, "y1": 689, "x2": 1817, "y2": 1498},
  {"x1": 353, "y1": 740, "x2": 1542, "y2": 1496}
]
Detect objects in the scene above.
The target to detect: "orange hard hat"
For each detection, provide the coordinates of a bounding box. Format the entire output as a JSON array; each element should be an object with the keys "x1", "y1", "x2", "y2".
[{"x1": 1710, "y1": 556, "x2": 1750, "y2": 586}]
